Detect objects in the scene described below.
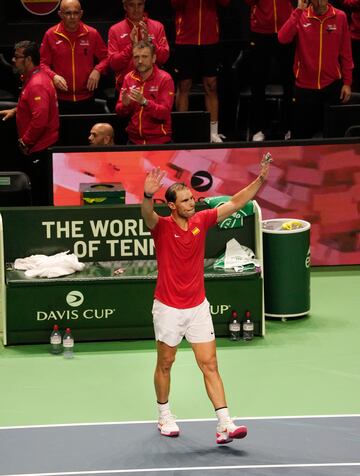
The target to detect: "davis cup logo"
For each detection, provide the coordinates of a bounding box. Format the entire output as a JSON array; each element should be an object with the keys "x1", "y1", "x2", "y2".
[
  {"x1": 21, "y1": 0, "x2": 60, "y2": 16},
  {"x1": 66, "y1": 291, "x2": 84, "y2": 307}
]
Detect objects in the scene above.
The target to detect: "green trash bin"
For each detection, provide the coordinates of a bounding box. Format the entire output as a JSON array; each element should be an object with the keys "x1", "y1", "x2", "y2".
[{"x1": 262, "y1": 218, "x2": 311, "y2": 319}]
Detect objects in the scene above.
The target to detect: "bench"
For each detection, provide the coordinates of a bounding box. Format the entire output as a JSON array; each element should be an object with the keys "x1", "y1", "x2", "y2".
[{"x1": 0, "y1": 202, "x2": 264, "y2": 345}]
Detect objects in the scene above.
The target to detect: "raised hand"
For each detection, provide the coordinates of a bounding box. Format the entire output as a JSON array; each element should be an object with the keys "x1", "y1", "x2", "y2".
[
  {"x1": 259, "y1": 152, "x2": 273, "y2": 182},
  {"x1": 144, "y1": 167, "x2": 166, "y2": 196}
]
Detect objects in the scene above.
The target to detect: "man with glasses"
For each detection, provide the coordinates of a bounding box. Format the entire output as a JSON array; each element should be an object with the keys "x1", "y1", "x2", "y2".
[
  {"x1": 0, "y1": 41, "x2": 59, "y2": 205},
  {"x1": 40, "y1": 0, "x2": 108, "y2": 114}
]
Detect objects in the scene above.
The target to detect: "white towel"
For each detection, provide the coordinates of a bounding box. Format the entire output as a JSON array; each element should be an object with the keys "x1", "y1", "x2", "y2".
[{"x1": 14, "y1": 251, "x2": 85, "y2": 278}]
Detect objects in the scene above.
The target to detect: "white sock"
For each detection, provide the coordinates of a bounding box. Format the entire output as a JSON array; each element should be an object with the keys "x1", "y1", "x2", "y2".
[
  {"x1": 157, "y1": 401, "x2": 171, "y2": 418},
  {"x1": 215, "y1": 407, "x2": 230, "y2": 425},
  {"x1": 210, "y1": 121, "x2": 219, "y2": 136}
]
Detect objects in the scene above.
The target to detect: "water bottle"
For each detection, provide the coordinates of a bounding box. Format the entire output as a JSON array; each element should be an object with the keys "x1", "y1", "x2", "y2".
[
  {"x1": 50, "y1": 324, "x2": 62, "y2": 354},
  {"x1": 229, "y1": 310, "x2": 241, "y2": 341},
  {"x1": 243, "y1": 311, "x2": 254, "y2": 341},
  {"x1": 63, "y1": 328, "x2": 74, "y2": 359}
]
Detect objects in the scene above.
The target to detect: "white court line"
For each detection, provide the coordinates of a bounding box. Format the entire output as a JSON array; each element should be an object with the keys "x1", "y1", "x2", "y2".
[
  {"x1": 2, "y1": 462, "x2": 360, "y2": 476},
  {"x1": 0, "y1": 414, "x2": 359, "y2": 431}
]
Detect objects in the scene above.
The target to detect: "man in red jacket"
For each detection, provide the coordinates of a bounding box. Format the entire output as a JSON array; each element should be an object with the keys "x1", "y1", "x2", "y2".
[
  {"x1": 341, "y1": 0, "x2": 360, "y2": 91},
  {"x1": 108, "y1": 0, "x2": 170, "y2": 92},
  {"x1": 278, "y1": 0, "x2": 353, "y2": 138},
  {"x1": 244, "y1": 0, "x2": 294, "y2": 141},
  {"x1": 40, "y1": 0, "x2": 108, "y2": 114},
  {"x1": 171, "y1": 0, "x2": 230, "y2": 143},
  {"x1": 116, "y1": 41, "x2": 174, "y2": 145},
  {"x1": 0, "y1": 41, "x2": 59, "y2": 205}
]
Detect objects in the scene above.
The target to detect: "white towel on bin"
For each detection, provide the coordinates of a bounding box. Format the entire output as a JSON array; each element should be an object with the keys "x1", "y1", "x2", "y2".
[{"x1": 14, "y1": 251, "x2": 85, "y2": 278}]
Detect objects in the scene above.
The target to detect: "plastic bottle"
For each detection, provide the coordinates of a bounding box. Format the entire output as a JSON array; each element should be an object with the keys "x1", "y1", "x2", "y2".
[
  {"x1": 50, "y1": 324, "x2": 62, "y2": 354},
  {"x1": 63, "y1": 328, "x2": 74, "y2": 359},
  {"x1": 229, "y1": 310, "x2": 241, "y2": 341},
  {"x1": 243, "y1": 311, "x2": 254, "y2": 341}
]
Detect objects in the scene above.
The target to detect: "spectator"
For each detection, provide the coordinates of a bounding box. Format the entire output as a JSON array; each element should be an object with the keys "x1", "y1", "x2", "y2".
[
  {"x1": 116, "y1": 41, "x2": 174, "y2": 145},
  {"x1": 278, "y1": 0, "x2": 353, "y2": 138},
  {"x1": 108, "y1": 0, "x2": 169, "y2": 92},
  {"x1": 244, "y1": 0, "x2": 294, "y2": 141},
  {"x1": 341, "y1": 0, "x2": 360, "y2": 91},
  {"x1": 0, "y1": 41, "x2": 59, "y2": 205},
  {"x1": 40, "y1": 0, "x2": 108, "y2": 114},
  {"x1": 88, "y1": 123, "x2": 115, "y2": 145},
  {"x1": 171, "y1": 0, "x2": 230, "y2": 143}
]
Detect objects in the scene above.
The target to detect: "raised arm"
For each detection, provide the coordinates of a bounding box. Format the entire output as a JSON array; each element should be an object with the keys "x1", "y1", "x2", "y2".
[
  {"x1": 141, "y1": 167, "x2": 166, "y2": 230},
  {"x1": 216, "y1": 153, "x2": 272, "y2": 223}
]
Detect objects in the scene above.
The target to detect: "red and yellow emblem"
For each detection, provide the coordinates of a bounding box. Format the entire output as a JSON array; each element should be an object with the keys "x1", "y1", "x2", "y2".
[
  {"x1": 191, "y1": 227, "x2": 200, "y2": 236},
  {"x1": 21, "y1": 0, "x2": 60, "y2": 16}
]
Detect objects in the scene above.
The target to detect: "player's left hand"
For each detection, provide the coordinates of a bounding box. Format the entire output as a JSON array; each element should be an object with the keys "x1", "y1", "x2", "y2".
[
  {"x1": 340, "y1": 85, "x2": 351, "y2": 104},
  {"x1": 259, "y1": 152, "x2": 273, "y2": 182}
]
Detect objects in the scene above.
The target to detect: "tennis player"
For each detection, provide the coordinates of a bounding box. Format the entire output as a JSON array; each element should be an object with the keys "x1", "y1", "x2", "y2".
[{"x1": 141, "y1": 156, "x2": 271, "y2": 444}]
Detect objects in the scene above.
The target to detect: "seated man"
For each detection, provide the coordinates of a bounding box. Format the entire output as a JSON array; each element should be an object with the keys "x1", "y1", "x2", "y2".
[
  {"x1": 88, "y1": 122, "x2": 115, "y2": 145},
  {"x1": 115, "y1": 40, "x2": 174, "y2": 145}
]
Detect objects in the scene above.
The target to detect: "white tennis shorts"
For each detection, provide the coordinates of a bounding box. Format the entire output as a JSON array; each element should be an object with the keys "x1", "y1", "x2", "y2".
[{"x1": 152, "y1": 298, "x2": 215, "y2": 347}]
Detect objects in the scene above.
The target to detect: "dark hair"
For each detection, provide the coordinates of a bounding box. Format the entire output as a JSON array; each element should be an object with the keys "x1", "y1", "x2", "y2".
[
  {"x1": 165, "y1": 183, "x2": 189, "y2": 203},
  {"x1": 133, "y1": 40, "x2": 155, "y2": 56},
  {"x1": 14, "y1": 41, "x2": 40, "y2": 66}
]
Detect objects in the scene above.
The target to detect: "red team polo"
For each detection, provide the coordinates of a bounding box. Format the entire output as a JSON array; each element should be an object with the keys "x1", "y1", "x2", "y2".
[{"x1": 151, "y1": 209, "x2": 218, "y2": 309}]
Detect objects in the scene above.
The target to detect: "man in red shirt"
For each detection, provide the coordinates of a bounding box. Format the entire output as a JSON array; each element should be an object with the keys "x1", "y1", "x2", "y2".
[
  {"x1": 278, "y1": 0, "x2": 353, "y2": 138},
  {"x1": 341, "y1": 0, "x2": 360, "y2": 91},
  {"x1": 171, "y1": 0, "x2": 230, "y2": 143},
  {"x1": 40, "y1": 0, "x2": 108, "y2": 114},
  {"x1": 108, "y1": 0, "x2": 170, "y2": 92},
  {"x1": 141, "y1": 157, "x2": 271, "y2": 443},
  {"x1": 0, "y1": 41, "x2": 59, "y2": 205},
  {"x1": 116, "y1": 40, "x2": 174, "y2": 145}
]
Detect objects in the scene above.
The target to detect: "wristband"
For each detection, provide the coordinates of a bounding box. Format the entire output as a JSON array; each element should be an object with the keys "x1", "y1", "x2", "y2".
[{"x1": 144, "y1": 191, "x2": 154, "y2": 199}]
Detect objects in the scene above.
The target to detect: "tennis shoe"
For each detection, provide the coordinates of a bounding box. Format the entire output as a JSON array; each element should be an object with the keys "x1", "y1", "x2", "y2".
[
  {"x1": 158, "y1": 413, "x2": 180, "y2": 437},
  {"x1": 216, "y1": 419, "x2": 247, "y2": 444},
  {"x1": 211, "y1": 132, "x2": 226, "y2": 143}
]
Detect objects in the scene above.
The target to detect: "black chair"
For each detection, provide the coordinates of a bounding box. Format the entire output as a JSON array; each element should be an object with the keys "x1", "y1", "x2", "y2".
[
  {"x1": 0, "y1": 172, "x2": 32, "y2": 206},
  {"x1": 344, "y1": 125, "x2": 360, "y2": 137}
]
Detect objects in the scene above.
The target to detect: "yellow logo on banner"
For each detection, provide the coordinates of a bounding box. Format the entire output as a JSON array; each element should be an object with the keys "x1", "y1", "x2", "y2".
[{"x1": 21, "y1": 0, "x2": 60, "y2": 16}]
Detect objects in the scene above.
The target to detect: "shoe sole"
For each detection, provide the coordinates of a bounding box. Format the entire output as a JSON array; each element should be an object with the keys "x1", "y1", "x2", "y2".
[
  {"x1": 157, "y1": 425, "x2": 179, "y2": 437},
  {"x1": 216, "y1": 426, "x2": 247, "y2": 444}
]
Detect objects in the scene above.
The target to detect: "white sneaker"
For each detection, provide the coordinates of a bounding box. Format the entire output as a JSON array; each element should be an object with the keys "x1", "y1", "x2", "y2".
[
  {"x1": 211, "y1": 132, "x2": 226, "y2": 143},
  {"x1": 158, "y1": 413, "x2": 180, "y2": 437},
  {"x1": 216, "y1": 419, "x2": 247, "y2": 444},
  {"x1": 252, "y1": 131, "x2": 265, "y2": 142},
  {"x1": 284, "y1": 130, "x2": 291, "y2": 140}
]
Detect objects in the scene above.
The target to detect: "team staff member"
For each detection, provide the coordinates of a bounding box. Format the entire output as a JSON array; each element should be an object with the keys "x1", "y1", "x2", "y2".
[
  {"x1": 278, "y1": 0, "x2": 353, "y2": 138},
  {"x1": 171, "y1": 0, "x2": 230, "y2": 143},
  {"x1": 141, "y1": 157, "x2": 271, "y2": 442},
  {"x1": 108, "y1": 0, "x2": 169, "y2": 91},
  {"x1": 40, "y1": 0, "x2": 108, "y2": 114},
  {"x1": 244, "y1": 0, "x2": 294, "y2": 141},
  {"x1": 0, "y1": 41, "x2": 59, "y2": 205},
  {"x1": 116, "y1": 41, "x2": 174, "y2": 145},
  {"x1": 341, "y1": 0, "x2": 360, "y2": 91},
  {"x1": 88, "y1": 123, "x2": 115, "y2": 146}
]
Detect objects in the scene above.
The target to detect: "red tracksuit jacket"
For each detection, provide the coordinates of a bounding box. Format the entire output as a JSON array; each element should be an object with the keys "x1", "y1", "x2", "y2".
[
  {"x1": 40, "y1": 21, "x2": 108, "y2": 102},
  {"x1": 116, "y1": 65, "x2": 174, "y2": 145},
  {"x1": 342, "y1": 0, "x2": 360, "y2": 40},
  {"x1": 278, "y1": 5, "x2": 353, "y2": 89},
  {"x1": 16, "y1": 68, "x2": 59, "y2": 154},
  {"x1": 171, "y1": 0, "x2": 230, "y2": 45},
  {"x1": 244, "y1": 0, "x2": 293, "y2": 34},
  {"x1": 108, "y1": 15, "x2": 170, "y2": 90}
]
